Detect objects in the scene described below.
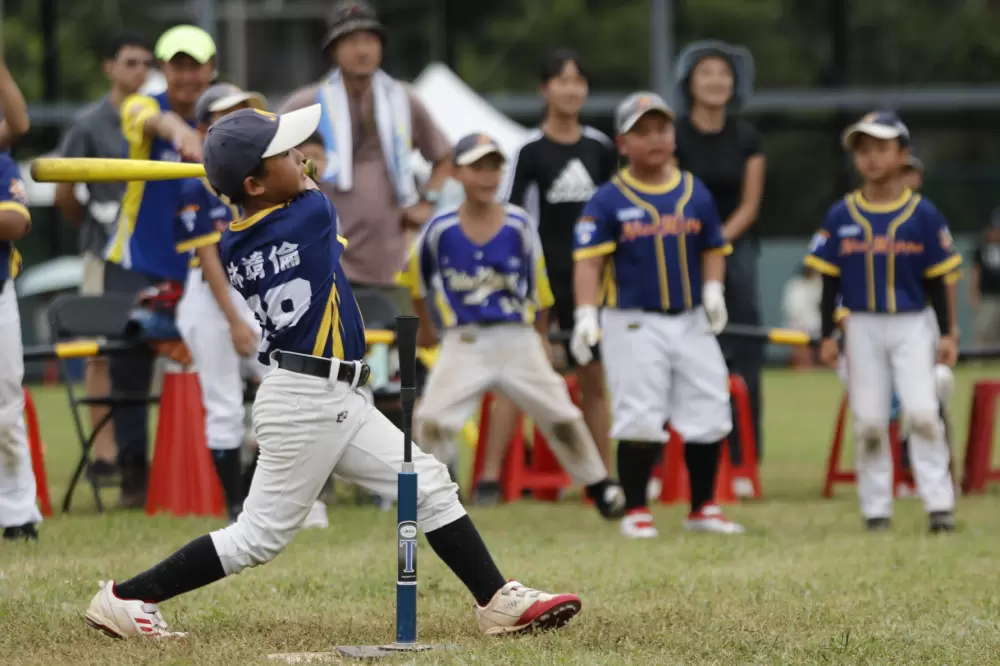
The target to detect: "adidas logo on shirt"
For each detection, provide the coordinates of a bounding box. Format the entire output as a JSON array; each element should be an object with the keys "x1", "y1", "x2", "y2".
[{"x1": 546, "y1": 158, "x2": 596, "y2": 204}]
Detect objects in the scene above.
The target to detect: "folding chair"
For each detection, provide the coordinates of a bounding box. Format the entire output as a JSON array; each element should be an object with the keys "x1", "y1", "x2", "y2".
[{"x1": 47, "y1": 294, "x2": 161, "y2": 513}]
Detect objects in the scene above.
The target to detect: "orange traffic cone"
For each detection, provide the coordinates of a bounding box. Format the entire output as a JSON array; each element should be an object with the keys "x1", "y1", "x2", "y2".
[
  {"x1": 23, "y1": 387, "x2": 52, "y2": 517},
  {"x1": 146, "y1": 362, "x2": 224, "y2": 518}
]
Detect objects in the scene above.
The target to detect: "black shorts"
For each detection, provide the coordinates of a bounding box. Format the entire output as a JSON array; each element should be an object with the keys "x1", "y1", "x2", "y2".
[{"x1": 548, "y1": 271, "x2": 601, "y2": 368}]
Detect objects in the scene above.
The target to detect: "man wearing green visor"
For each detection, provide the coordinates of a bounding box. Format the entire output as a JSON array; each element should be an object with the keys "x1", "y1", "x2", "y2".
[{"x1": 103, "y1": 24, "x2": 216, "y2": 508}]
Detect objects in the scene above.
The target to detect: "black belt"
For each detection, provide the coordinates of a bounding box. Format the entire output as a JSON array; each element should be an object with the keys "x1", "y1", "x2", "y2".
[
  {"x1": 274, "y1": 351, "x2": 370, "y2": 386},
  {"x1": 642, "y1": 307, "x2": 687, "y2": 316}
]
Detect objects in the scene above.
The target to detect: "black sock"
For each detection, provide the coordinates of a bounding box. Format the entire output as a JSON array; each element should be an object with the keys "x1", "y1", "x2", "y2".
[
  {"x1": 425, "y1": 515, "x2": 506, "y2": 606},
  {"x1": 115, "y1": 534, "x2": 226, "y2": 603},
  {"x1": 617, "y1": 440, "x2": 662, "y2": 511},
  {"x1": 242, "y1": 448, "x2": 259, "y2": 497},
  {"x1": 212, "y1": 449, "x2": 244, "y2": 512},
  {"x1": 685, "y1": 440, "x2": 722, "y2": 514},
  {"x1": 585, "y1": 478, "x2": 611, "y2": 502}
]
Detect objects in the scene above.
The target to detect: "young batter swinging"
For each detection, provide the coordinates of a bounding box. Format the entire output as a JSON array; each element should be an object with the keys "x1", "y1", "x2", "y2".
[
  {"x1": 572, "y1": 93, "x2": 744, "y2": 538},
  {"x1": 404, "y1": 133, "x2": 625, "y2": 519},
  {"x1": 85, "y1": 107, "x2": 584, "y2": 639},
  {"x1": 807, "y1": 111, "x2": 960, "y2": 533}
]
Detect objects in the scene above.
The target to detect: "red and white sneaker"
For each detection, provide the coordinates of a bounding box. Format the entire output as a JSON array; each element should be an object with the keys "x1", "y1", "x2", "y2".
[
  {"x1": 85, "y1": 580, "x2": 186, "y2": 638},
  {"x1": 620, "y1": 508, "x2": 658, "y2": 539},
  {"x1": 475, "y1": 581, "x2": 581, "y2": 635},
  {"x1": 684, "y1": 504, "x2": 745, "y2": 534}
]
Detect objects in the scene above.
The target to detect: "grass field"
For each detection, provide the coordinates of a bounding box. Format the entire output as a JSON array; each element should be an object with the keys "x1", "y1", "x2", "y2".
[{"x1": 4, "y1": 366, "x2": 1000, "y2": 665}]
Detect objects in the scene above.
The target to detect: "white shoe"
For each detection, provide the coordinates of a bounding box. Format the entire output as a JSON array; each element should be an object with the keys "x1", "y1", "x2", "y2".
[
  {"x1": 732, "y1": 477, "x2": 755, "y2": 498},
  {"x1": 620, "y1": 509, "x2": 658, "y2": 539},
  {"x1": 475, "y1": 581, "x2": 581, "y2": 635},
  {"x1": 302, "y1": 501, "x2": 329, "y2": 529},
  {"x1": 684, "y1": 504, "x2": 745, "y2": 534},
  {"x1": 85, "y1": 580, "x2": 185, "y2": 638}
]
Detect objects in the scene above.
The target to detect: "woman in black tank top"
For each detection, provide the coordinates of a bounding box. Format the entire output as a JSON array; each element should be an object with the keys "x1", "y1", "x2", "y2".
[{"x1": 673, "y1": 40, "x2": 767, "y2": 469}]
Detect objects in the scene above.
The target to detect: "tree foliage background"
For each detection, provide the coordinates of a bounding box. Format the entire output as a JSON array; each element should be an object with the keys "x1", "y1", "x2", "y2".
[{"x1": 9, "y1": 0, "x2": 1000, "y2": 235}]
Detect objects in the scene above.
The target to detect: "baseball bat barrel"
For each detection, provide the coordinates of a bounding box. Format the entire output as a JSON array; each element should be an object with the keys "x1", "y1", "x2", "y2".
[
  {"x1": 394, "y1": 314, "x2": 421, "y2": 645},
  {"x1": 718, "y1": 323, "x2": 816, "y2": 347},
  {"x1": 29, "y1": 158, "x2": 206, "y2": 183}
]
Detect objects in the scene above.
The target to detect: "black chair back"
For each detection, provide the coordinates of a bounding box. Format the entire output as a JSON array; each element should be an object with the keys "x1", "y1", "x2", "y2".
[
  {"x1": 354, "y1": 288, "x2": 402, "y2": 331},
  {"x1": 48, "y1": 294, "x2": 136, "y2": 340}
]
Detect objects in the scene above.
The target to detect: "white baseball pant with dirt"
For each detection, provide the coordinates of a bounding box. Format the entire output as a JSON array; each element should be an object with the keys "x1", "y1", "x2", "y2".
[
  {"x1": 209, "y1": 360, "x2": 465, "y2": 574},
  {"x1": 414, "y1": 323, "x2": 608, "y2": 486},
  {"x1": 844, "y1": 312, "x2": 954, "y2": 519},
  {"x1": 0, "y1": 280, "x2": 41, "y2": 528},
  {"x1": 600, "y1": 308, "x2": 732, "y2": 444},
  {"x1": 176, "y1": 268, "x2": 268, "y2": 451}
]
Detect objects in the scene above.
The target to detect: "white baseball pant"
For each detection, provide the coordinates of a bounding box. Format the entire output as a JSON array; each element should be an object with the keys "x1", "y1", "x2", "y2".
[
  {"x1": 414, "y1": 324, "x2": 608, "y2": 486},
  {"x1": 209, "y1": 361, "x2": 465, "y2": 574},
  {"x1": 0, "y1": 280, "x2": 41, "y2": 528},
  {"x1": 844, "y1": 312, "x2": 954, "y2": 519},
  {"x1": 176, "y1": 268, "x2": 267, "y2": 451},
  {"x1": 600, "y1": 308, "x2": 732, "y2": 444}
]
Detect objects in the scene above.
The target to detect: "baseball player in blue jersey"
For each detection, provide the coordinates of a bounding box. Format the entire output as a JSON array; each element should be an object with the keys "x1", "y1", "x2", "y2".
[
  {"x1": 807, "y1": 111, "x2": 960, "y2": 533},
  {"x1": 572, "y1": 92, "x2": 745, "y2": 538},
  {"x1": 173, "y1": 83, "x2": 268, "y2": 522},
  {"x1": 0, "y1": 153, "x2": 40, "y2": 542},
  {"x1": 402, "y1": 133, "x2": 625, "y2": 519},
  {"x1": 86, "y1": 105, "x2": 584, "y2": 638},
  {"x1": 0, "y1": 60, "x2": 39, "y2": 541}
]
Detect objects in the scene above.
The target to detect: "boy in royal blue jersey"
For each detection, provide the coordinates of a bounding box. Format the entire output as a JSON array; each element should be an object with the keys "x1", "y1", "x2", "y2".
[
  {"x1": 86, "y1": 106, "x2": 584, "y2": 639},
  {"x1": 402, "y1": 133, "x2": 625, "y2": 519},
  {"x1": 806, "y1": 111, "x2": 959, "y2": 533},
  {"x1": 572, "y1": 92, "x2": 745, "y2": 538}
]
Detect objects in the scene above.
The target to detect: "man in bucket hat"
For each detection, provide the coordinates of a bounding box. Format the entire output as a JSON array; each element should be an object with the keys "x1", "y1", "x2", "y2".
[{"x1": 280, "y1": 1, "x2": 452, "y2": 313}]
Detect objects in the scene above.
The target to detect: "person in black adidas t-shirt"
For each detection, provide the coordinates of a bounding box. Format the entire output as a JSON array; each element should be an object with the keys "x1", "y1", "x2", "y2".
[
  {"x1": 471, "y1": 49, "x2": 617, "y2": 504},
  {"x1": 673, "y1": 41, "x2": 766, "y2": 469}
]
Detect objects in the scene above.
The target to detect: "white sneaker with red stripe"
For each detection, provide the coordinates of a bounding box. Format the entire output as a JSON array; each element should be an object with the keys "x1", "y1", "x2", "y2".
[
  {"x1": 85, "y1": 580, "x2": 186, "y2": 638},
  {"x1": 684, "y1": 504, "x2": 745, "y2": 534},
  {"x1": 475, "y1": 581, "x2": 582, "y2": 635},
  {"x1": 620, "y1": 508, "x2": 658, "y2": 539}
]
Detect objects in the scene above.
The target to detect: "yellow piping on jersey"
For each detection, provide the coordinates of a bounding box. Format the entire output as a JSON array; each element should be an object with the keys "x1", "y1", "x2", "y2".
[
  {"x1": 601, "y1": 260, "x2": 618, "y2": 307},
  {"x1": 804, "y1": 254, "x2": 839, "y2": 276},
  {"x1": 844, "y1": 193, "x2": 878, "y2": 311},
  {"x1": 573, "y1": 241, "x2": 616, "y2": 261},
  {"x1": 108, "y1": 95, "x2": 158, "y2": 265},
  {"x1": 884, "y1": 194, "x2": 922, "y2": 312},
  {"x1": 613, "y1": 175, "x2": 671, "y2": 310},
  {"x1": 313, "y1": 287, "x2": 335, "y2": 357},
  {"x1": 673, "y1": 173, "x2": 695, "y2": 309},
  {"x1": 331, "y1": 288, "x2": 344, "y2": 360},
  {"x1": 926, "y1": 254, "x2": 962, "y2": 280},
  {"x1": 230, "y1": 203, "x2": 284, "y2": 231},
  {"x1": 854, "y1": 188, "x2": 913, "y2": 214},
  {"x1": 175, "y1": 231, "x2": 222, "y2": 253}
]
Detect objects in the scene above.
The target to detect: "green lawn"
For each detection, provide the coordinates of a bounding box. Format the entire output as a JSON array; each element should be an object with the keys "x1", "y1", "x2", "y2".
[{"x1": 4, "y1": 367, "x2": 1000, "y2": 665}]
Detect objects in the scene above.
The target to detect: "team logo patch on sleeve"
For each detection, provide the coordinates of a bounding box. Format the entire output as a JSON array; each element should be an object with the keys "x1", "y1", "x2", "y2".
[
  {"x1": 808, "y1": 230, "x2": 828, "y2": 253},
  {"x1": 9, "y1": 178, "x2": 27, "y2": 205},
  {"x1": 575, "y1": 217, "x2": 597, "y2": 245}
]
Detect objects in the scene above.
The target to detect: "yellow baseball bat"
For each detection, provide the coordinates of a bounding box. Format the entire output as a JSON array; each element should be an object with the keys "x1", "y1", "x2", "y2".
[{"x1": 30, "y1": 158, "x2": 206, "y2": 183}]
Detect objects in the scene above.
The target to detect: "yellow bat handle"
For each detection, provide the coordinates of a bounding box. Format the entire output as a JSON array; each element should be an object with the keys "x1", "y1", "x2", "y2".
[{"x1": 29, "y1": 158, "x2": 207, "y2": 183}]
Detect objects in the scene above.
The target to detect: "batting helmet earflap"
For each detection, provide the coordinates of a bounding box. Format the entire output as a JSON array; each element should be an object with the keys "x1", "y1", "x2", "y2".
[{"x1": 321, "y1": 1, "x2": 386, "y2": 53}]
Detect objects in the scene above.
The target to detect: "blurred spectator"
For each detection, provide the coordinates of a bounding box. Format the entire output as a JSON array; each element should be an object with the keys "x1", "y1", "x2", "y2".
[
  {"x1": 54, "y1": 31, "x2": 153, "y2": 486},
  {"x1": 477, "y1": 49, "x2": 617, "y2": 505},
  {"x1": 781, "y1": 266, "x2": 822, "y2": 369},
  {"x1": 103, "y1": 25, "x2": 215, "y2": 508},
  {"x1": 673, "y1": 40, "x2": 766, "y2": 460},
  {"x1": 969, "y1": 210, "x2": 1000, "y2": 345},
  {"x1": 279, "y1": 0, "x2": 451, "y2": 313},
  {"x1": 900, "y1": 152, "x2": 923, "y2": 192}
]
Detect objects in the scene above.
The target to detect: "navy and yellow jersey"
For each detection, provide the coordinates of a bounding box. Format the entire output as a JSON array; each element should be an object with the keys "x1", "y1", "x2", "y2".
[
  {"x1": 399, "y1": 204, "x2": 555, "y2": 328},
  {"x1": 106, "y1": 91, "x2": 195, "y2": 281},
  {"x1": 0, "y1": 153, "x2": 29, "y2": 280},
  {"x1": 174, "y1": 178, "x2": 239, "y2": 269},
  {"x1": 219, "y1": 189, "x2": 366, "y2": 364},
  {"x1": 572, "y1": 168, "x2": 732, "y2": 311},
  {"x1": 804, "y1": 189, "x2": 962, "y2": 313}
]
